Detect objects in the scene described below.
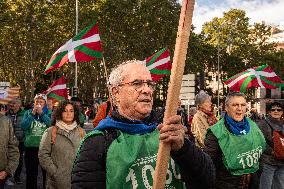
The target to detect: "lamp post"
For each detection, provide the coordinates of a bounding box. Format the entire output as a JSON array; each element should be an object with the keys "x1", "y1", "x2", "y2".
[
  {"x1": 74, "y1": 0, "x2": 79, "y2": 97},
  {"x1": 217, "y1": 26, "x2": 221, "y2": 116}
]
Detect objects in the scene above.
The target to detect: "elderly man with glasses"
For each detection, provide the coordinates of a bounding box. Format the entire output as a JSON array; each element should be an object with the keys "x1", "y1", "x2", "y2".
[
  {"x1": 71, "y1": 60, "x2": 215, "y2": 189},
  {"x1": 257, "y1": 102, "x2": 284, "y2": 189}
]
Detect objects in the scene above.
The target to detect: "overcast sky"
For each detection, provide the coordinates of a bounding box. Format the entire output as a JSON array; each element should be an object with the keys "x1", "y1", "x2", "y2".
[{"x1": 181, "y1": 0, "x2": 284, "y2": 33}]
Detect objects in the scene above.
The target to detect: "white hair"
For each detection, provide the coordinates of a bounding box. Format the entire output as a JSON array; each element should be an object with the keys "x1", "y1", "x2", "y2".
[
  {"x1": 108, "y1": 60, "x2": 146, "y2": 87},
  {"x1": 195, "y1": 90, "x2": 211, "y2": 108},
  {"x1": 108, "y1": 60, "x2": 146, "y2": 106}
]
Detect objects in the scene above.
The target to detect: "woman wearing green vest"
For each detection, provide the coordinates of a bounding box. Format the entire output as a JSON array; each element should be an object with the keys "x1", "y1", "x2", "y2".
[
  {"x1": 72, "y1": 60, "x2": 215, "y2": 189},
  {"x1": 204, "y1": 92, "x2": 266, "y2": 189}
]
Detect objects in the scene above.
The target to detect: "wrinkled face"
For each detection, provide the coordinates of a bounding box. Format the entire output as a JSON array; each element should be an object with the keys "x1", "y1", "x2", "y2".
[
  {"x1": 8, "y1": 100, "x2": 21, "y2": 113},
  {"x1": 225, "y1": 96, "x2": 247, "y2": 122},
  {"x1": 62, "y1": 104, "x2": 75, "y2": 124},
  {"x1": 199, "y1": 98, "x2": 212, "y2": 112},
  {"x1": 34, "y1": 98, "x2": 46, "y2": 108},
  {"x1": 113, "y1": 64, "x2": 154, "y2": 120},
  {"x1": 269, "y1": 106, "x2": 283, "y2": 120}
]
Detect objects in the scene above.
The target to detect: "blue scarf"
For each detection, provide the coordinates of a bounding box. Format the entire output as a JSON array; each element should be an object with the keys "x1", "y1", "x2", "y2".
[
  {"x1": 224, "y1": 113, "x2": 250, "y2": 136},
  {"x1": 95, "y1": 116, "x2": 157, "y2": 135}
]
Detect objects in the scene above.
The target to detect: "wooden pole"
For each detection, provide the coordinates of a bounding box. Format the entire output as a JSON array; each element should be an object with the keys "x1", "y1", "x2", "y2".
[
  {"x1": 153, "y1": 0, "x2": 195, "y2": 188},
  {"x1": 101, "y1": 57, "x2": 112, "y2": 99},
  {"x1": 102, "y1": 57, "x2": 109, "y2": 84}
]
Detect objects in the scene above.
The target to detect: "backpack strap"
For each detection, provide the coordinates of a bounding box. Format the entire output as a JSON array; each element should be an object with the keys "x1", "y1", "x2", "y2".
[
  {"x1": 51, "y1": 126, "x2": 58, "y2": 145},
  {"x1": 51, "y1": 126, "x2": 85, "y2": 145},
  {"x1": 78, "y1": 127, "x2": 85, "y2": 139}
]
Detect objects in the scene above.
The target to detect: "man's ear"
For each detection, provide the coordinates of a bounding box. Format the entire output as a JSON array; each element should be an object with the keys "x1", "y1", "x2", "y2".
[{"x1": 111, "y1": 87, "x2": 119, "y2": 103}]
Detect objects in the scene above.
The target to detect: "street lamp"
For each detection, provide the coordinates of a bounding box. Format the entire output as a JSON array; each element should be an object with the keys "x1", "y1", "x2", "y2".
[
  {"x1": 216, "y1": 21, "x2": 227, "y2": 116},
  {"x1": 74, "y1": 0, "x2": 79, "y2": 97},
  {"x1": 217, "y1": 26, "x2": 221, "y2": 116}
]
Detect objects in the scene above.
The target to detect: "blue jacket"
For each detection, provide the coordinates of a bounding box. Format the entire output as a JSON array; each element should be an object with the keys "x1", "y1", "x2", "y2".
[{"x1": 21, "y1": 108, "x2": 51, "y2": 131}]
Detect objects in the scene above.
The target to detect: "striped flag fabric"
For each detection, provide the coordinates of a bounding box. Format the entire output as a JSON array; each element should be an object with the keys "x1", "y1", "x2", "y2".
[
  {"x1": 0, "y1": 87, "x2": 21, "y2": 104},
  {"x1": 145, "y1": 48, "x2": 171, "y2": 81},
  {"x1": 44, "y1": 21, "x2": 103, "y2": 74},
  {"x1": 44, "y1": 76, "x2": 68, "y2": 102},
  {"x1": 224, "y1": 64, "x2": 284, "y2": 93}
]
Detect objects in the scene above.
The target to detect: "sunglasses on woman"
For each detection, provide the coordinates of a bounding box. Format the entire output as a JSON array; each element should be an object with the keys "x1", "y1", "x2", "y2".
[{"x1": 271, "y1": 108, "x2": 283, "y2": 112}]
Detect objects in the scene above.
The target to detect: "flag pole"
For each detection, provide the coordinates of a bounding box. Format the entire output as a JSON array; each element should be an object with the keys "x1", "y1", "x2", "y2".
[
  {"x1": 102, "y1": 57, "x2": 109, "y2": 84},
  {"x1": 74, "y1": 0, "x2": 79, "y2": 97},
  {"x1": 153, "y1": 0, "x2": 195, "y2": 189},
  {"x1": 101, "y1": 57, "x2": 112, "y2": 100}
]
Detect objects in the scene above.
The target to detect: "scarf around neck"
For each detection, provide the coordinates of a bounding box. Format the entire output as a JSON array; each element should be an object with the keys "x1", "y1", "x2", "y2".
[
  {"x1": 224, "y1": 113, "x2": 250, "y2": 136},
  {"x1": 95, "y1": 116, "x2": 157, "y2": 135},
  {"x1": 56, "y1": 120, "x2": 78, "y2": 133},
  {"x1": 199, "y1": 107, "x2": 218, "y2": 126}
]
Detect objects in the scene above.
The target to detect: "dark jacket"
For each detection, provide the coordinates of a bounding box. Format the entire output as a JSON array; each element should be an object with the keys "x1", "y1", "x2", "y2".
[
  {"x1": 6, "y1": 108, "x2": 26, "y2": 142},
  {"x1": 257, "y1": 115, "x2": 284, "y2": 166},
  {"x1": 71, "y1": 111, "x2": 215, "y2": 189}
]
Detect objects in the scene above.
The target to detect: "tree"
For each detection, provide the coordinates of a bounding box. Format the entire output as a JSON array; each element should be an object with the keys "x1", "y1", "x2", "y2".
[
  {"x1": 201, "y1": 9, "x2": 283, "y2": 90},
  {"x1": 0, "y1": 0, "x2": 181, "y2": 104}
]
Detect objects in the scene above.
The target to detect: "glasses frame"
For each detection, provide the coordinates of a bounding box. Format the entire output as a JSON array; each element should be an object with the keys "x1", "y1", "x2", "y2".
[{"x1": 118, "y1": 79, "x2": 156, "y2": 91}]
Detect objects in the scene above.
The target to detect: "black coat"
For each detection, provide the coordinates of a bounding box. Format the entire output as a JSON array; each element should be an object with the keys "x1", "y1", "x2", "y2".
[
  {"x1": 257, "y1": 116, "x2": 284, "y2": 166},
  {"x1": 72, "y1": 111, "x2": 215, "y2": 189}
]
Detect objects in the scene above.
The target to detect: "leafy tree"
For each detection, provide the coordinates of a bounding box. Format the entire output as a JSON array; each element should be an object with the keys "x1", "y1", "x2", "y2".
[
  {"x1": 0, "y1": 0, "x2": 181, "y2": 104},
  {"x1": 200, "y1": 8, "x2": 284, "y2": 98}
]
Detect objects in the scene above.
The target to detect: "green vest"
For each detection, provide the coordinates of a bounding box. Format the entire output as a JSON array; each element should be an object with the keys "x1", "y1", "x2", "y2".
[
  {"x1": 208, "y1": 118, "x2": 266, "y2": 175},
  {"x1": 88, "y1": 129, "x2": 185, "y2": 189},
  {"x1": 24, "y1": 120, "x2": 48, "y2": 147}
]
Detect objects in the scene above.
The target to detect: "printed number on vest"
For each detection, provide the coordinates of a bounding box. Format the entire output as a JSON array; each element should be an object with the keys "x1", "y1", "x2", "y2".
[
  {"x1": 126, "y1": 158, "x2": 180, "y2": 189},
  {"x1": 238, "y1": 146, "x2": 262, "y2": 169},
  {"x1": 31, "y1": 121, "x2": 46, "y2": 136}
]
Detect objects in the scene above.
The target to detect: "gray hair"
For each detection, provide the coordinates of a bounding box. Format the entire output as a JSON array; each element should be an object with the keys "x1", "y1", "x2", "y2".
[
  {"x1": 108, "y1": 60, "x2": 146, "y2": 87},
  {"x1": 108, "y1": 60, "x2": 146, "y2": 105},
  {"x1": 225, "y1": 92, "x2": 246, "y2": 106},
  {"x1": 195, "y1": 90, "x2": 211, "y2": 108}
]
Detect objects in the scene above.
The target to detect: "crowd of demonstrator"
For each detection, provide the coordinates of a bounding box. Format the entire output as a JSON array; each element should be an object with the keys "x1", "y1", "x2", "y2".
[{"x1": 0, "y1": 60, "x2": 283, "y2": 189}]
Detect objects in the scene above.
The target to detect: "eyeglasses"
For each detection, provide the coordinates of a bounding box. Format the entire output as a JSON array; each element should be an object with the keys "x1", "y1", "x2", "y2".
[
  {"x1": 271, "y1": 108, "x2": 283, "y2": 112},
  {"x1": 118, "y1": 80, "x2": 156, "y2": 91}
]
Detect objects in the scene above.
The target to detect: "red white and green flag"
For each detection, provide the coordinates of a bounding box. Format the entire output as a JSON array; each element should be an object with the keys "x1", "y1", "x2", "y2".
[
  {"x1": 44, "y1": 22, "x2": 103, "y2": 74},
  {"x1": 144, "y1": 48, "x2": 171, "y2": 81},
  {"x1": 44, "y1": 76, "x2": 68, "y2": 102},
  {"x1": 224, "y1": 64, "x2": 284, "y2": 93}
]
